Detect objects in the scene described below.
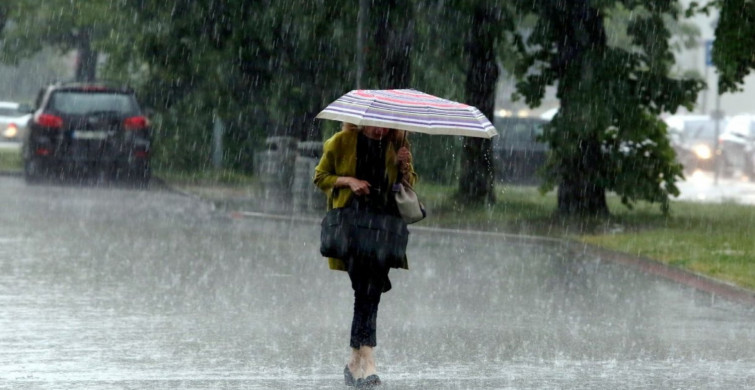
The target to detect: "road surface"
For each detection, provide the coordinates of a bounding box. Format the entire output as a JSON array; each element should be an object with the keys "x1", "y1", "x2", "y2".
[{"x1": 0, "y1": 176, "x2": 753, "y2": 389}]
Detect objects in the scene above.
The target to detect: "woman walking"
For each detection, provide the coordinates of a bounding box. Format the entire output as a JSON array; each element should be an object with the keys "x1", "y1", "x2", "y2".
[{"x1": 314, "y1": 122, "x2": 416, "y2": 388}]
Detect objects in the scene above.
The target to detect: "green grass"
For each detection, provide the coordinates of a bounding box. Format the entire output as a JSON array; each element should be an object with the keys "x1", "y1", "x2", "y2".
[
  {"x1": 0, "y1": 147, "x2": 22, "y2": 172},
  {"x1": 580, "y1": 201, "x2": 755, "y2": 290}
]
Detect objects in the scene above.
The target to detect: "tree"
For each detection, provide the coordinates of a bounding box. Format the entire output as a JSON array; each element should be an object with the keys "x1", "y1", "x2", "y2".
[
  {"x1": 459, "y1": 3, "x2": 502, "y2": 204},
  {"x1": 1, "y1": 0, "x2": 108, "y2": 81},
  {"x1": 511, "y1": 0, "x2": 704, "y2": 215},
  {"x1": 412, "y1": 1, "x2": 507, "y2": 203},
  {"x1": 102, "y1": 0, "x2": 358, "y2": 168},
  {"x1": 367, "y1": 0, "x2": 414, "y2": 89},
  {"x1": 696, "y1": 0, "x2": 755, "y2": 93}
]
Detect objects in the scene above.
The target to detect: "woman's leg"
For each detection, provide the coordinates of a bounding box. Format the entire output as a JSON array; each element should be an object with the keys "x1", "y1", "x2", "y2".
[
  {"x1": 347, "y1": 256, "x2": 388, "y2": 376},
  {"x1": 360, "y1": 345, "x2": 377, "y2": 377},
  {"x1": 346, "y1": 347, "x2": 361, "y2": 382}
]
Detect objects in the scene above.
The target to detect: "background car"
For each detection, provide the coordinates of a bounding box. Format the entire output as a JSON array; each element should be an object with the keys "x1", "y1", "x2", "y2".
[
  {"x1": 492, "y1": 116, "x2": 549, "y2": 185},
  {"x1": 663, "y1": 115, "x2": 727, "y2": 174},
  {"x1": 22, "y1": 81, "x2": 151, "y2": 185},
  {"x1": 0, "y1": 101, "x2": 32, "y2": 142},
  {"x1": 719, "y1": 114, "x2": 755, "y2": 180}
]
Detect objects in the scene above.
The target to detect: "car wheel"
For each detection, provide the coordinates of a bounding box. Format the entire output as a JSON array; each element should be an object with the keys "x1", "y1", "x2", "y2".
[
  {"x1": 128, "y1": 164, "x2": 151, "y2": 188},
  {"x1": 23, "y1": 158, "x2": 43, "y2": 184}
]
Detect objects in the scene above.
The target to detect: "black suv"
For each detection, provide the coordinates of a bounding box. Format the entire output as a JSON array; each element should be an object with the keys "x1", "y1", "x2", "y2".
[{"x1": 22, "y1": 82, "x2": 151, "y2": 185}]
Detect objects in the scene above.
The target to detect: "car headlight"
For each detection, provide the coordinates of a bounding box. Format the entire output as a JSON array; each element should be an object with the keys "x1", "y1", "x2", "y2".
[
  {"x1": 3, "y1": 124, "x2": 17, "y2": 138},
  {"x1": 693, "y1": 144, "x2": 713, "y2": 160}
]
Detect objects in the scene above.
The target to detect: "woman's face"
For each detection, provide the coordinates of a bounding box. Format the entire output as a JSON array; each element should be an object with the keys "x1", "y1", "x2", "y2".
[{"x1": 362, "y1": 126, "x2": 390, "y2": 140}]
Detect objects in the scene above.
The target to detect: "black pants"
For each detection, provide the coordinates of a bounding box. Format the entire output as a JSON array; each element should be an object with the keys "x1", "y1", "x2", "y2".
[{"x1": 347, "y1": 255, "x2": 391, "y2": 349}]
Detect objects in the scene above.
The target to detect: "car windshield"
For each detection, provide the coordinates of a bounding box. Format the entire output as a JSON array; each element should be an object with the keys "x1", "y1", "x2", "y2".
[
  {"x1": 0, "y1": 107, "x2": 25, "y2": 117},
  {"x1": 49, "y1": 91, "x2": 139, "y2": 116},
  {"x1": 683, "y1": 119, "x2": 718, "y2": 140}
]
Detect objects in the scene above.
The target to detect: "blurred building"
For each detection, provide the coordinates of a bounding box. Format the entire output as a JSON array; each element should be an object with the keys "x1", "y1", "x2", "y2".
[{"x1": 677, "y1": 0, "x2": 755, "y2": 116}]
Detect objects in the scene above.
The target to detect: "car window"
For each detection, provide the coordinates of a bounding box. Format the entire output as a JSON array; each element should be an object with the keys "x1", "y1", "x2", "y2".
[
  {"x1": 0, "y1": 107, "x2": 25, "y2": 117},
  {"x1": 48, "y1": 91, "x2": 139, "y2": 116},
  {"x1": 34, "y1": 88, "x2": 46, "y2": 109}
]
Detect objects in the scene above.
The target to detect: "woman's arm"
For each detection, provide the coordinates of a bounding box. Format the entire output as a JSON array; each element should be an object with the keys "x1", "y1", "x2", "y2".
[
  {"x1": 313, "y1": 137, "x2": 371, "y2": 195},
  {"x1": 396, "y1": 146, "x2": 418, "y2": 186}
]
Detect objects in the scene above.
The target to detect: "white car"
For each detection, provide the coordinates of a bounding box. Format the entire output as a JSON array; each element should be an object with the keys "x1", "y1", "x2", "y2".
[
  {"x1": 663, "y1": 114, "x2": 726, "y2": 174},
  {"x1": 0, "y1": 101, "x2": 32, "y2": 142},
  {"x1": 719, "y1": 114, "x2": 755, "y2": 178}
]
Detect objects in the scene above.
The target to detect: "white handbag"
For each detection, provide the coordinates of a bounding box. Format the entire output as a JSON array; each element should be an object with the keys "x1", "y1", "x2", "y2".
[{"x1": 393, "y1": 182, "x2": 426, "y2": 224}]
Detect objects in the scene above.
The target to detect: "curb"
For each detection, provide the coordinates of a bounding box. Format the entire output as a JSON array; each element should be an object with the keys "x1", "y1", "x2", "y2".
[{"x1": 571, "y1": 242, "x2": 755, "y2": 306}]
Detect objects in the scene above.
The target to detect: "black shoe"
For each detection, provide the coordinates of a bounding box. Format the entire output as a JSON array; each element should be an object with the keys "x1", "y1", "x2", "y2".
[
  {"x1": 344, "y1": 365, "x2": 357, "y2": 387},
  {"x1": 356, "y1": 374, "x2": 381, "y2": 388}
]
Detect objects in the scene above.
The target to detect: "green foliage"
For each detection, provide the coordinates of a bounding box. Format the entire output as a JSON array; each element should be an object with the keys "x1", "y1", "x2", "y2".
[
  {"x1": 149, "y1": 97, "x2": 214, "y2": 173},
  {"x1": 510, "y1": 0, "x2": 703, "y2": 215},
  {"x1": 78, "y1": 1, "x2": 356, "y2": 171},
  {"x1": 0, "y1": 0, "x2": 711, "y2": 202},
  {"x1": 710, "y1": 0, "x2": 755, "y2": 93},
  {"x1": 686, "y1": 0, "x2": 755, "y2": 93}
]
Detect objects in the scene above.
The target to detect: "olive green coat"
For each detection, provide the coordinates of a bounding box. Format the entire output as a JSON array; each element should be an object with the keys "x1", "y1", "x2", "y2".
[{"x1": 313, "y1": 129, "x2": 417, "y2": 271}]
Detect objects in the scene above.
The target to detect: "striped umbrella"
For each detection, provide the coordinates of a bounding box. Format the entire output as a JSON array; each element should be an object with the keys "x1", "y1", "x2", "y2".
[{"x1": 316, "y1": 89, "x2": 497, "y2": 138}]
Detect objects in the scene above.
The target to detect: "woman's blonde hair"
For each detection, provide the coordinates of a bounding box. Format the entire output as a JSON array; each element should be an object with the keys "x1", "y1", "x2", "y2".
[{"x1": 341, "y1": 122, "x2": 410, "y2": 149}]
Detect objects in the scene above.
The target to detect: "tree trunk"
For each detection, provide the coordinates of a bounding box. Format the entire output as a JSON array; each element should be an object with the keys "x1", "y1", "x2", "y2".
[
  {"x1": 372, "y1": 0, "x2": 413, "y2": 88},
  {"x1": 75, "y1": 30, "x2": 97, "y2": 82},
  {"x1": 291, "y1": 111, "x2": 321, "y2": 141},
  {"x1": 0, "y1": 5, "x2": 8, "y2": 32},
  {"x1": 459, "y1": 5, "x2": 498, "y2": 204},
  {"x1": 556, "y1": 138, "x2": 608, "y2": 216},
  {"x1": 551, "y1": 1, "x2": 609, "y2": 216}
]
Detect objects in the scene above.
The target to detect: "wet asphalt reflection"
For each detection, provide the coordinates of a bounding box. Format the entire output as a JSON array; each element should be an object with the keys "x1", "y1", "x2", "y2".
[{"x1": 0, "y1": 177, "x2": 753, "y2": 389}]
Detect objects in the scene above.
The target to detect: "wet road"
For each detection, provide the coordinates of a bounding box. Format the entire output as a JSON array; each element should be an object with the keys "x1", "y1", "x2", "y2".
[{"x1": 0, "y1": 176, "x2": 754, "y2": 389}]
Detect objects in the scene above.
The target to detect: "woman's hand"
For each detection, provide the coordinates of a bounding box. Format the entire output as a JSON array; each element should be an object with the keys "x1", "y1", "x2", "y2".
[
  {"x1": 397, "y1": 147, "x2": 412, "y2": 165},
  {"x1": 349, "y1": 178, "x2": 371, "y2": 195},
  {"x1": 397, "y1": 146, "x2": 412, "y2": 175},
  {"x1": 336, "y1": 176, "x2": 371, "y2": 195}
]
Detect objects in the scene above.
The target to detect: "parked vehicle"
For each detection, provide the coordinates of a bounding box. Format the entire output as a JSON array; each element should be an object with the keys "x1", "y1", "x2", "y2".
[
  {"x1": 492, "y1": 116, "x2": 548, "y2": 184},
  {"x1": 663, "y1": 115, "x2": 727, "y2": 174},
  {"x1": 0, "y1": 101, "x2": 33, "y2": 142},
  {"x1": 719, "y1": 114, "x2": 755, "y2": 179},
  {"x1": 22, "y1": 82, "x2": 151, "y2": 185}
]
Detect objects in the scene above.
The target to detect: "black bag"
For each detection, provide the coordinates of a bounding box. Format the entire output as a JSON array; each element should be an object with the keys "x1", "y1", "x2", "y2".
[
  {"x1": 319, "y1": 205, "x2": 354, "y2": 260},
  {"x1": 320, "y1": 200, "x2": 409, "y2": 268}
]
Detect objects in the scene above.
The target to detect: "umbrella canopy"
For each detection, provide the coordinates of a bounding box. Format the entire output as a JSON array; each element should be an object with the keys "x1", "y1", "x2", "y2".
[{"x1": 316, "y1": 89, "x2": 497, "y2": 138}]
